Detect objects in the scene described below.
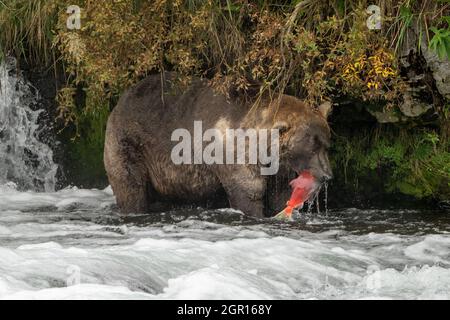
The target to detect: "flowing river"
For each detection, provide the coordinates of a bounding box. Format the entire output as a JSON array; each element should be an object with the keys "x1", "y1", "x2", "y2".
[{"x1": 0, "y1": 59, "x2": 449, "y2": 300}]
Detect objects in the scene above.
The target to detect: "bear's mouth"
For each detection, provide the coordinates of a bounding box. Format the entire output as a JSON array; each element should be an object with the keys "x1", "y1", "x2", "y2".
[
  {"x1": 293, "y1": 167, "x2": 332, "y2": 185},
  {"x1": 290, "y1": 168, "x2": 327, "y2": 205},
  {"x1": 291, "y1": 170, "x2": 319, "y2": 199}
]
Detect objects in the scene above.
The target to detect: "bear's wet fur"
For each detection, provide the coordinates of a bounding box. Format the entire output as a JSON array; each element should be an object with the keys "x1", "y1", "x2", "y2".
[{"x1": 104, "y1": 72, "x2": 332, "y2": 217}]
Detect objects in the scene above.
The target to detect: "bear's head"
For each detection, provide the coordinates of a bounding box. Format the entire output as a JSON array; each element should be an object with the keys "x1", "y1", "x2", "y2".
[{"x1": 267, "y1": 96, "x2": 333, "y2": 184}]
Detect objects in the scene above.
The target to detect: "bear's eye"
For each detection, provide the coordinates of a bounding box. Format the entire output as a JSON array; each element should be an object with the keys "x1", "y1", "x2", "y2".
[
  {"x1": 312, "y1": 135, "x2": 322, "y2": 152},
  {"x1": 273, "y1": 121, "x2": 290, "y2": 134}
]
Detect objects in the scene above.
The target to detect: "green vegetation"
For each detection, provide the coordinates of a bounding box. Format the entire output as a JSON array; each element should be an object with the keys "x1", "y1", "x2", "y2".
[
  {"x1": 0, "y1": 0, "x2": 448, "y2": 201},
  {"x1": 332, "y1": 127, "x2": 450, "y2": 200},
  {"x1": 0, "y1": 0, "x2": 59, "y2": 64},
  {"x1": 429, "y1": 11, "x2": 450, "y2": 60}
]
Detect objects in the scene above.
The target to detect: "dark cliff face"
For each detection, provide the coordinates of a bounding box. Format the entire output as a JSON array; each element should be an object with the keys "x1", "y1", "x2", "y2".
[{"x1": 326, "y1": 98, "x2": 448, "y2": 210}]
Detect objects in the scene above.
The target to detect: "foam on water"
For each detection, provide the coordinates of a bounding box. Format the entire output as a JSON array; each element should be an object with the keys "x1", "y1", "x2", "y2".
[{"x1": 0, "y1": 186, "x2": 449, "y2": 300}]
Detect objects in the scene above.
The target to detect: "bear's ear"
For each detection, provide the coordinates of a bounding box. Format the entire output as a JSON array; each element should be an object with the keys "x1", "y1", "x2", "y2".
[
  {"x1": 273, "y1": 120, "x2": 290, "y2": 134},
  {"x1": 318, "y1": 101, "x2": 332, "y2": 119}
]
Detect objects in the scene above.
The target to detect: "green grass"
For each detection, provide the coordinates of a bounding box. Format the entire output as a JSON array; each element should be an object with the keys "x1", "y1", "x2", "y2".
[{"x1": 0, "y1": 0, "x2": 63, "y2": 65}]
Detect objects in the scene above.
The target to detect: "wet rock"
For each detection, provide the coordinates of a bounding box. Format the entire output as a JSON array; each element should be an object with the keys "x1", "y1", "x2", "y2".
[
  {"x1": 421, "y1": 42, "x2": 450, "y2": 100},
  {"x1": 368, "y1": 22, "x2": 446, "y2": 125},
  {"x1": 368, "y1": 108, "x2": 401, "y2": 123},
  {"x1": 399, "y1": 91, "x2": 433, "y2": 118}
]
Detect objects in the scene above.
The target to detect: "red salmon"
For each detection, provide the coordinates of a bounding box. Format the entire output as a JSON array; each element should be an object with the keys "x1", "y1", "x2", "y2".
[{"x1": 275, "y1": 171, "x2": 317, "y2": 220}]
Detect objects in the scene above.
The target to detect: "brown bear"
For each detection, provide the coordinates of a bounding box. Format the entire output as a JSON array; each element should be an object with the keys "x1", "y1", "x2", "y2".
[{"x1": 104, "y1": 72, "x2": 332, "y2": 217}]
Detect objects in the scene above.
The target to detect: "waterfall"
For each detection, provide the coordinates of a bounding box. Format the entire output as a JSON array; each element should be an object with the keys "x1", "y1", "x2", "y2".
[{"x1": 0, "y1": 57, "x2": 58, "y2": 191}]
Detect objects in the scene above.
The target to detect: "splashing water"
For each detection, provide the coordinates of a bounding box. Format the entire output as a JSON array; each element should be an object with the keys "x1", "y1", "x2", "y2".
[
  {"x1": 0, "y1": 187, "x2": 449, "y2": 300},
  {"x1": 0, "y1": 58, "x2": 57, "y2": 191},
  {"x1": 301, "y1": 182, "x2": 329, "y2": 217}
]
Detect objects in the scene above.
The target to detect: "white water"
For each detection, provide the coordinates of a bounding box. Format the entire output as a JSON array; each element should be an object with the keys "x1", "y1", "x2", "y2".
[
  {"x1": 0, "y1": 58, "x2": 57, "y2": 191},
  {"x1": 0, "y1": 59, "x2": 449, "y2": 300},
  {"x1": 0, "y1": 183, "x2": 449, "y2": 300}
]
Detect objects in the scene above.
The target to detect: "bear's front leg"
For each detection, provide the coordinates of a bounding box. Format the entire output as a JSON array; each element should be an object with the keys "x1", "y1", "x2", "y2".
[{"x1": 216, "y1": 166, "x2": 266, "y2": 218}]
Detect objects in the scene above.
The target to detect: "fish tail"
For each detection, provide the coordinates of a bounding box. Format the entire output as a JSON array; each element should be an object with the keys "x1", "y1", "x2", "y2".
[{"x1": 274, "y1": 206, "x2": 293, "y2": 220}]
